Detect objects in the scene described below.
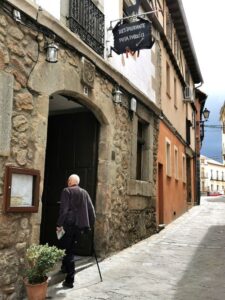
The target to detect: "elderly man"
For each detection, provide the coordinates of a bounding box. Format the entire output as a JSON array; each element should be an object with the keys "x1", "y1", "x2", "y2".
[{"x1": 56, "y1": 174, "x2": 96, "y2": 288}]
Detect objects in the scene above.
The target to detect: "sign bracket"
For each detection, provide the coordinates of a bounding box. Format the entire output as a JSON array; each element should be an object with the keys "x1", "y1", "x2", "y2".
[{"x1": 107, "y1": 9, "x2": 162, "y2": 31}]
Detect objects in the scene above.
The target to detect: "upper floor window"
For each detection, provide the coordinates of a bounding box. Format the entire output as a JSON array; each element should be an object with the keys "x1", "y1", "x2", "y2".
[
  {"x1": 69, "y1": 0, "x2": 105, "y2": 57},
  {"x1": 166, "y1": 12, "x2": 173, "y2": 45},
  {"x1": 174, "y1": 77, "x2": 177, "y2": 108},
  {"x1": 166, "y1": 62, "x2": 171, "y2": 97},
  {"x1": 185, "y1": 64, "x2": 190, "y2": 86}
]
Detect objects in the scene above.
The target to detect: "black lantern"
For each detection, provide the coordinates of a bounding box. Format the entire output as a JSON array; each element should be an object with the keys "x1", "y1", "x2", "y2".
[{"x1": 202, "y1": 107, "x2": 210, "y2": 121}]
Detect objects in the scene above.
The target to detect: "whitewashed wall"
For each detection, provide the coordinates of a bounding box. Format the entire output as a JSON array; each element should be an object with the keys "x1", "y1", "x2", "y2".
[
  {"x1": 104, "y1": 1, "x2": 156, "y2": 103},
  {"x1": 34, "y1": 0, "x2": 60, "y2": 19}
]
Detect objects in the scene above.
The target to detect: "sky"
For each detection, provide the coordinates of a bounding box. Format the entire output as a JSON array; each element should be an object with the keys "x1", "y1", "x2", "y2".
[{"x1": 182, "y1": 0, "x2": 225, "y2": 162}]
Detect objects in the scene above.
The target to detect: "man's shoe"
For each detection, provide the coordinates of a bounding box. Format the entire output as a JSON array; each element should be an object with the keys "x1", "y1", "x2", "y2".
[
  {"x1": 60, "y1": 266, "x2": 67, "y2": 273},
  {"x1": 62, "y1": 281, "x2": 74, "y2": 288}
]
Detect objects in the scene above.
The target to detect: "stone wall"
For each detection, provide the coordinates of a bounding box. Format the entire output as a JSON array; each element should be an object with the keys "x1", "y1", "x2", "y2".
[
  {"x1": 0, "y1": 11, "x2": 44, "y2": 299},
  {"x1": 0, "y1": 5, "x2": 158, "y2": 298}
]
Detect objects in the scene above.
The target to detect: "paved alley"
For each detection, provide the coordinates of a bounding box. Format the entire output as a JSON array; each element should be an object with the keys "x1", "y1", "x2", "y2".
[{"x1": 47, "y1": 196, "x2": 225, "y2": 300}]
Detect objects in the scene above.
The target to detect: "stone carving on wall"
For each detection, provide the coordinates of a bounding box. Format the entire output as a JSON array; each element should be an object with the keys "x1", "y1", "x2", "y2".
[
  {"x1": 0, "y1": 71, "x2": 14, "y2": 156},
  {"x1": 81, "y1": 57, "x2": 95, "y2": 88}
]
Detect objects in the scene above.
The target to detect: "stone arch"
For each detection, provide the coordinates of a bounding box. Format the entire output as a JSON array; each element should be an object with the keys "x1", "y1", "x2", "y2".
[{"x1": 28, "y1": 60, "x2": 114, "y2": 254}]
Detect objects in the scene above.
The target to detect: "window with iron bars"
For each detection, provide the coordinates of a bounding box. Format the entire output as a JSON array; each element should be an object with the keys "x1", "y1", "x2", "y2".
[{"x1": 68, "y1": 0, "x2": 105, "y2": 57}]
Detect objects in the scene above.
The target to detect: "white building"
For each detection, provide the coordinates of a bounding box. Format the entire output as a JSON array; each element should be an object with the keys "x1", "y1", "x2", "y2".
[{"x1": 200, "y1": 155, "x2": 225, "y2": 195}]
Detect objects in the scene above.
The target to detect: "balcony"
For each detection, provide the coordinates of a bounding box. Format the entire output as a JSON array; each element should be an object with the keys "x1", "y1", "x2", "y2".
[
  {"x1": 68, "y1": 0, "x2": 105, "y2": 57},
  {"x1": 200, "y1": 172, "x2": 208, "y2": 179}
]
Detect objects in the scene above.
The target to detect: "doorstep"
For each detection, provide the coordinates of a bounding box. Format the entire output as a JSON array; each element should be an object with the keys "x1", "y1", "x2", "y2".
[{"x1": 47, "y1": 255, "x2": 98, "y2": 286}]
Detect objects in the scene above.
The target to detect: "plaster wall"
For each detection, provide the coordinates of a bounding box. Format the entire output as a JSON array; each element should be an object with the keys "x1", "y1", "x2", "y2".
[
  {"x1": 157, "y1": 121, "x2": 187, "y2": 224},
  {"x1": 34, "y1": 0, "x2": 61, "y2": 19},
  {"x1": 104, "y1": 1, "x2": 156, "y2": 102}
]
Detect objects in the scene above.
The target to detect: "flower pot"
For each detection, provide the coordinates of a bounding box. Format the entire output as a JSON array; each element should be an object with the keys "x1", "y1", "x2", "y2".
[{"x1": 24, "y1": 278, "x2": 48, "y2": 300}]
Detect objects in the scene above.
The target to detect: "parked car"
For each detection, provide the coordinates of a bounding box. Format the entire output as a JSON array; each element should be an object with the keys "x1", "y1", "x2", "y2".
[{"x1": 207, "y1": 191, "x2": 224, "y2": 196}]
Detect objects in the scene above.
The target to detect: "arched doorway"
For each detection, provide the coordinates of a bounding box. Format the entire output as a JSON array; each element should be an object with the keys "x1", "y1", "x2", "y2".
[{"x1": 40, "y1": 93, "x2": 99, "y2": 255}]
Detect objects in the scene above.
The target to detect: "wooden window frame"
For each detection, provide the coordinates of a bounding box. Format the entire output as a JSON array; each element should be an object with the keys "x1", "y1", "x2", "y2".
[
  {"x1": 174, "y1": 146, "x2": 179, "y2": 180},
  {"x1": 182, "y1": 154, "x2": 186, "y2": 183},
  {"x1": 166, "y1": 62, "x2": 171, "y2": 98},
  {"x1": 174, "y1": 77, "x2": 177, "y2": 108},
  {"x1": 166, "y1": 138, "x2": 171, "y2": 177},
  {"x1": 3, "y1": 166, "x2": 40, "y2": 213}
]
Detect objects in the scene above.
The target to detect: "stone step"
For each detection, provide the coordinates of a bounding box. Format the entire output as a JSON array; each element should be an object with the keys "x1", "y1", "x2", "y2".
[{"x1": 47, "y1": 255, "x2": 101, "y2": 286}]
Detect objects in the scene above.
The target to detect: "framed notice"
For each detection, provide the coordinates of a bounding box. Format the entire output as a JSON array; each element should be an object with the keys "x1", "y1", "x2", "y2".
[{"x1": 3, "y1": 166, "x2": 40, "y2": 212}]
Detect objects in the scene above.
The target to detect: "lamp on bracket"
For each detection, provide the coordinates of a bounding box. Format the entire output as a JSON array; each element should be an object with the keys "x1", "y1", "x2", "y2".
[
  {"x1": 112, "y1": 86, "x2": 123, "y2": 104},
  {"x1": 129, "y1": 97, "x2": 137, "y2": 120},
  {"x1": 45, "y1": 41, "x2": 59, "y2": 63},
  {"x1": 202, "y1": 107, "x2": 210, "y2": 121},
  {"x1": 197, "y1": 107, "x2": 210, "y2": 125}
]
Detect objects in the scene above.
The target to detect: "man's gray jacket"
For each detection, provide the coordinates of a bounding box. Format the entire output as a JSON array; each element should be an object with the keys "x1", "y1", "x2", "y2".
[{"x1": 57, "y1": 185, "x2": 96, "y2": 229}]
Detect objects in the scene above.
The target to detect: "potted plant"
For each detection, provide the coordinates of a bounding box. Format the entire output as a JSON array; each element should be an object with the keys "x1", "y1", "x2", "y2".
[{"x1": 23, "y1": 244, "x2": 64, "y2": 300}]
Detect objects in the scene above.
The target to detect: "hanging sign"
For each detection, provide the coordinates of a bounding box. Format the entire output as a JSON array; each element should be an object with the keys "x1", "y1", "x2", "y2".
[{"x1": 112, "y1": 18, "x2": 154, "y2": 55}]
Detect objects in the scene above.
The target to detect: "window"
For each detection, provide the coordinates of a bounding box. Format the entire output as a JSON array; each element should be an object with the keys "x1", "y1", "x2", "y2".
[
  {"x1": 69, "y1": 0, "x2": 105, "y2": 57},
  {"x1": 166, "y1": 139, "x2": 171, "y2": 176},
  {"x1": 166, "y1": 12, "x2": 173, "y2": 45},
  {"x1": 182, "y1": 154, "x2": 186, "y2": 183},
  {"x1": 174, "y1": 146, "x2": 178, "y2": 179},
  {"x1": 136, "y1": 120, "x2": 147, "y2": 180},
  {"x1": 166, "y1": 62, "x2": 171, "y2": 97},
  {"x1": 174, "y1": 77, "x2": 177, "y2": 108},
  {"x1": 185, "y1": 64, "x2": 190, "y2": 86}
]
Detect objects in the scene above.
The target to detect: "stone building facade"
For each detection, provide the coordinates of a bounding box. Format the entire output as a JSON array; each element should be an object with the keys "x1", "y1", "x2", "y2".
[{"x1": 0, "y1": 1, "x2": 160, "y2": 298}]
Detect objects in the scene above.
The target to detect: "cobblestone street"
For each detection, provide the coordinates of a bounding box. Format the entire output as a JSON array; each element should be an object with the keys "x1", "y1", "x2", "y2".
[{"x1": 47, "y1": 196, "x2": 225, "y2": 300}]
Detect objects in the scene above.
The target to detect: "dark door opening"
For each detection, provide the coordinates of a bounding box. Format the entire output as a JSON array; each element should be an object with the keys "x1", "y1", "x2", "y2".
[
  {"x1": 186, "y1": 157, "x2": 192, "y2": 203},
  {"x1": 40, "y1": 111, "x2": 99, "y2": 255},
  {"x1": 158, "y1": 163, "x2": 164, "y2": 224}
]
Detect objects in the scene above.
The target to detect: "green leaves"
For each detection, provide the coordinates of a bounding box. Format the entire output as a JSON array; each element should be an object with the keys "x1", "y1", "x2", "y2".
[{"x1": 24, "y1": 244, "x2": 65, "y2": 284}]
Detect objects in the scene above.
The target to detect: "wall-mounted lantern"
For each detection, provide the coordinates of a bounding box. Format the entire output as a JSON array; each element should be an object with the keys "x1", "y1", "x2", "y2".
[
  {"x1": 46, "y1": 42, "x2": 59, "y2": 63},
  {"x1": 202, "y1": 107, "x2": 210, "y2": 122},
  {"x1": 112, "y1": 86, "x2": 123, "y2": 104},
  {"x1": 130, "y1": 97, "x2": 137, "y2": 113}
]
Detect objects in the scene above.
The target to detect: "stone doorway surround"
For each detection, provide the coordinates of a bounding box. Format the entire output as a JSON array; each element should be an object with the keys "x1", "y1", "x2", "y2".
[{"x1": 28, "y1": 55, "x2": 115, "y2": 255}]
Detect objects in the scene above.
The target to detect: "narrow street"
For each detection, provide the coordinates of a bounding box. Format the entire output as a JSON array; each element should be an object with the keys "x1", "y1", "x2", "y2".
[{"x1": 47, "y1": 196, "x2": 225, "y2": 300}]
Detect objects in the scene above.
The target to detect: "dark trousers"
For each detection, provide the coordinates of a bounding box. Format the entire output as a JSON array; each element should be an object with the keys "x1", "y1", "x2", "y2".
[{"x1": 60, "y1": 225, "x2": 77, "y2": 284}]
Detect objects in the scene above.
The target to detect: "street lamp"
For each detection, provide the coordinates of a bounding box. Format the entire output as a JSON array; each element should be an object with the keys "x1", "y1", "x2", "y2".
[
  {"x1": 202, "y1": 107, "x2": 210, "y2": 122},
  {"x1": 197, "y1": 107, "x2": 210, "y2": 125}
]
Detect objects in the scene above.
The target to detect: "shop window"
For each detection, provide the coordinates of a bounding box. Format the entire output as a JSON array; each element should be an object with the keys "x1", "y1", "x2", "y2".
[
  {"x1": 136, "y1": 120, "x2": 148, "y2": 180},
  {"x1": 128, "y1": 110, "x2": 154, "y2": 197}
]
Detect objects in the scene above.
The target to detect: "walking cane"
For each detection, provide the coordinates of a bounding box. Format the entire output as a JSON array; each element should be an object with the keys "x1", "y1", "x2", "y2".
[{"x1": 93, "y1": 244, "x2": 103, "y2": 282}]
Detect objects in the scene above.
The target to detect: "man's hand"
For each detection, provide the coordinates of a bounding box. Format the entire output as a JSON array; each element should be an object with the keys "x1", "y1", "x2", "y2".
[{"x1": 56, "y1": 226, "x2": 63, "y2": 232}]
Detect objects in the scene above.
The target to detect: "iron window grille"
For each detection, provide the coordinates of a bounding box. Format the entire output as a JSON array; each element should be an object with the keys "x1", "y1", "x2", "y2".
[{"x1": 68, "y1": 0, "x2": 105, "y2": 57}]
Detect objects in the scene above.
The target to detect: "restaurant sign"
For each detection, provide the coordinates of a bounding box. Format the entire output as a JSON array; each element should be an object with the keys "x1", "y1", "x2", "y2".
[{"x1": 112, "y1": 18, "x2": 154, "y2": 54}]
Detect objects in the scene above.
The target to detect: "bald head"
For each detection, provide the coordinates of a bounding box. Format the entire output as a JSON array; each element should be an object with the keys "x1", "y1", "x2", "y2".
[{"x1": 68, "y1": 174, "x2": 80, "y2": 187}]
